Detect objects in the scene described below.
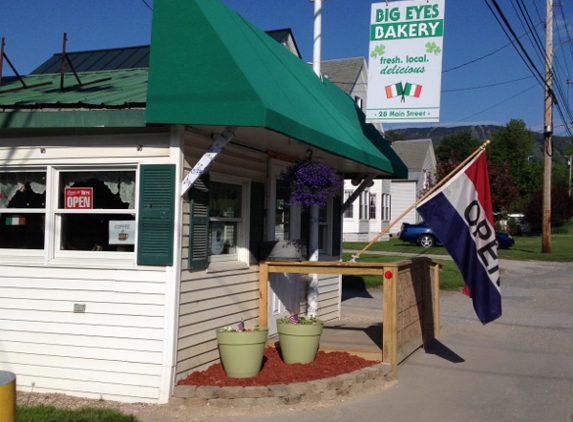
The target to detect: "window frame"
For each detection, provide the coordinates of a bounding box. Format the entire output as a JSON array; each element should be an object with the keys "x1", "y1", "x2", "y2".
[
  {"x1": 50, "y1": 165, "x2": 138, "y2": 263},
  {"x1": 0, "y1": 168, "x2": 47, "y2": 258},
  {"x1": 208, "y1": 173, "x2": 251, "y2": 266}
]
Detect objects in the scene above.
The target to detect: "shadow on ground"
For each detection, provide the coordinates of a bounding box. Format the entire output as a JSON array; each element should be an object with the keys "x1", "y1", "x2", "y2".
[
  {"x1": 342, "y1": 276, "x2": 374, "y2": 301},
  {"x1": 424, "y1": 338, "x2": 465, "y2": 363}
]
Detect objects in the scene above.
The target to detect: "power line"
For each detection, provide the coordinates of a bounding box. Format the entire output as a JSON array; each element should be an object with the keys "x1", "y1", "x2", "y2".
[
  {"x1": 442, "y1": 22, "x2": 543, "y2": 73},
  {"x1": 442, "y1": 76, "x2": 535, "y2": 93},
  {"x1": 140, "y1": 0, "x2": 153, "y2": 12}
]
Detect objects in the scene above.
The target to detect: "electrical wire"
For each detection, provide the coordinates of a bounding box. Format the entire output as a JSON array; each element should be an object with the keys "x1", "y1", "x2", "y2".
[
  {"x1": 140, "y1": 0, "x2": 153, "y2": 12},
  {"x1": 442, "y1": 76, "x2": 535, "y2": 93}
]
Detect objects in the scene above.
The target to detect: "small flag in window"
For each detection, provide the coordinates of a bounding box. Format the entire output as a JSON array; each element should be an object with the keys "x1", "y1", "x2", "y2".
[
  {"x1": 289, "y1": 313, "x2": 299, "y2": 324},
  {"x1": 5, "y1": 216, "x2": 25, "y2": 226},
  {"x1": 237, "y1": 318, "x2": 245, "y2": 332}
]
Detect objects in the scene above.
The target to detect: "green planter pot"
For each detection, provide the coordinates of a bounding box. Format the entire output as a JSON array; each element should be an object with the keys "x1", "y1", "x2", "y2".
[
  {"x1": 216, "y1": 328, "x2": 268, "y2": 378},
  {"x1": 276, "y1": 320, "x2": 324, "y2": 364}
]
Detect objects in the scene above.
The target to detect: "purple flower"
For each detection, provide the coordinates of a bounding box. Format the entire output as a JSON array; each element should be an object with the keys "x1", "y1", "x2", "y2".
[{"x1": 280, "y1": 160, "x2": 341, "y2": 208}]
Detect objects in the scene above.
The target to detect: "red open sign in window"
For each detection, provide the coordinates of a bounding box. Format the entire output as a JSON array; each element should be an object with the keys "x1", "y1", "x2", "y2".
[{"x1": 64, "y1": 187, "x2": 93, "y2": 209}]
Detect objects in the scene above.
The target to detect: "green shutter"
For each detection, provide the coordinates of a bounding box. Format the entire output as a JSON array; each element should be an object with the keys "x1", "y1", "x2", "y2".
[
  {"x1": 137, "y1": 164, "x2": 176, "y2": 266},
  {"x1": 188, "y1": 174, "x2": 210, "y2": 269},
  {"x1": 249, "y1": 182, "x2": 265, "y2": 263}
]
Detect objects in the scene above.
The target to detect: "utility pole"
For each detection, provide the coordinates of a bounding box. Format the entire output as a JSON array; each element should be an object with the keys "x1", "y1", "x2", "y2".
[
  {"x1": 567, "y1": 155, "x2": 573, "y2": 196},
  {"x1": 542, "y1": 0, "x2": 553, "y2": 253}
]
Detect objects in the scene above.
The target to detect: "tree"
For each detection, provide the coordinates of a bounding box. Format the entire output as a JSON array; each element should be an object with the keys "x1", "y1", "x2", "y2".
[
  {"x1": 384, "y1": 130, "x2": 405, "y2": 141},
  {"x1": 435, "y1": 132, "x2": 480, "y2": 163},
  {"x1": 524, "y1": 187, "x2": 573, "y2": 231},
  {"x1": 488, "y1": 119, "x2": 535, "y2": 186},
  {"x1": 488, "y1": 161, "x2": 520, "y2": 213}
]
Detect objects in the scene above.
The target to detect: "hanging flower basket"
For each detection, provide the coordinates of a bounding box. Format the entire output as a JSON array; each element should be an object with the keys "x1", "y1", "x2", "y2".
[{"x1": 280, "y1": 159, "x2": 341, "y2": 209}]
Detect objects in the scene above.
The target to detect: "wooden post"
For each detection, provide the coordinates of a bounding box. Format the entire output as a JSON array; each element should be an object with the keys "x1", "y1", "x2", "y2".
[
  {"x1": 259, "y1": 261, "x2": 268, "y2": 328},
  {"x1": 382, "y1": 266, "x2": 397, "y2": 378}
]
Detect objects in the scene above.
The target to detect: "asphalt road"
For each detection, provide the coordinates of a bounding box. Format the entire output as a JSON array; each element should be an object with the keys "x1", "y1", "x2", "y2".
[{"x1": 207, "y1": 259, "x2": 573, "y2": 422}]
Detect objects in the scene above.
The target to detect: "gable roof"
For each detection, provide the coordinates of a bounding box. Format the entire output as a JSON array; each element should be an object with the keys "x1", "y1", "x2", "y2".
[
  {"x1": 146, "y1": 0, "x2": 407, "y2": 178},
  {"x1": 320, "y1": 57, "x2": 367, "y2": 95},
  {"x1": 391, "y1": 139, "x2": 434, "y2": 171}
]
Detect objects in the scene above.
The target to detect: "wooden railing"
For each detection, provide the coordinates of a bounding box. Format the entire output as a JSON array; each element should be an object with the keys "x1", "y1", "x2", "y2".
[{"x1": 259, "y1": 257, "x2": 442, "y2": 376}]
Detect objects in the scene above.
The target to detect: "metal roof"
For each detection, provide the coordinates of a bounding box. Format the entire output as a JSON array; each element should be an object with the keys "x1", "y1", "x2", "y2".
[
  {"x1": 31, "y1": 46, "x2": 151, "y2": 74},
  {"x1": 29, "y1": 31, "x2": 295, "y2": 75},
  {"x1": 0, "y1": 68, "x2": 148, "y2": 109}
]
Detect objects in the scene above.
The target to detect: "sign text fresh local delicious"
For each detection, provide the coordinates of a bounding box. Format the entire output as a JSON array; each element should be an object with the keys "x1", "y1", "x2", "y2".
[{"x1": 366, "y1": 0, "x2": 445, "y2": 123}]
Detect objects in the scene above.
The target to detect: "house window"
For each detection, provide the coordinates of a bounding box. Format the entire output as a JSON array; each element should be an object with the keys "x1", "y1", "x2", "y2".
[
  {"x1": 209, "y1": 180, "x2": 242, "y2": 258},
  {"x1": 369, "y1": 194, "x2": 376, "y2": 220},
  {"x1": 359, "y1": 191, "x2": 376, "y2": 220},
  {"x1": 382, "y1": 193, "x2": 391, "y2": 221},
  {"x1": 0, "y1": 171, "x2": 46, "y2": 249},
  {"x1": 56, "y1": 169, "x2": 136, "y2": 252},
  {"x1": 359, "y1": 192, "x2": 368, "y2": 220},
  {"x1": 343, "y1": 190, "x2": 354, "y2": 218}
]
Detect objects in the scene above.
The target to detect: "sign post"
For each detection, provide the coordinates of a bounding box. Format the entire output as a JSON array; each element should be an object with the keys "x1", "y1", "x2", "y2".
[{"x1": 366, "y1": 0, "x2": 446, "y2": 124}]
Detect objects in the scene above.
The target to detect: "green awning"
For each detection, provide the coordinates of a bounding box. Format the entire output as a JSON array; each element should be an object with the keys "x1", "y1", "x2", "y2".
[{"x1": 146, "y1": 0, "x2": 407, "y2": 178}]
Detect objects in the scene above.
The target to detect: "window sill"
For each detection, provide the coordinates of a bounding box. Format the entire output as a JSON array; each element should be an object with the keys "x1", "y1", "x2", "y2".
[{"x1": 206, "y1": 260, "x2": 250, "y2": 274}]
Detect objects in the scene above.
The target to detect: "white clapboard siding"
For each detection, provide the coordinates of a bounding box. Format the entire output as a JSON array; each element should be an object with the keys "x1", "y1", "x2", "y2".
[
  {"x1": 390, "y1": 181, "x2": 418, "y2": 232},
  {"x1": 11, "y1": 375, "x2": 159, "y2": 403},
  {"x1": 3, "y1": 320, "x2": 162, "y2": 340},
  {"x1": 0, "y1": 330, "x2": 163, "y2": 352},
  {"x1": 3, "y1": 352, "x2": 162, "y2": 376},
  {"x1": 0, "y1": 264, "x2": 168, "y2": 403},
  {"x1": 0, "y1": 133, "x2": 170, "y2": 164},
  {"x1": 177, "y1": 204, "x2": 261, "y2": 381}
]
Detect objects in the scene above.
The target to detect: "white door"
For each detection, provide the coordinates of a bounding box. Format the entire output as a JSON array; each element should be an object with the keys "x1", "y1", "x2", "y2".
[{"x1": 266, "y1": 160, "x2": 301, "y2": 335}]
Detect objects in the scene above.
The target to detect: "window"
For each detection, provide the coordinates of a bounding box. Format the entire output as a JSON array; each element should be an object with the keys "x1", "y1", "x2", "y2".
[
  {"x1": 189, "y1": 173, "x2": 250, "y2": 269},
  {"x1": 382, "y1": 193, "x2": 391, "y2": 221},
  {"x1": 0, "y1": 164, "x2": 176, "y2": 267},
  {"x1": 359, "y1": 191, "x2": 376, "y2": 220},
  {"x1": 0, "y1": 171, "x2": 46, "y2": 250},
  {"x1": 209, "y1": 180, "x2": 242, "y2": 258},
  {"x1": 56, "y1": 169, "x2": 136, "y2": 252},
  {"x1": 343, "y1": 190, "x2": 354, "y2": 218},
  {"x1": 369, "y1": 194, "x2": 377, "y2": 220}
]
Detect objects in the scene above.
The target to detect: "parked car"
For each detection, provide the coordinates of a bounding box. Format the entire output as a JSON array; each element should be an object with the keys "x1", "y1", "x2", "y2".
[{"x1": 398, "y1": 221, "x2": 514, "y2": 249}]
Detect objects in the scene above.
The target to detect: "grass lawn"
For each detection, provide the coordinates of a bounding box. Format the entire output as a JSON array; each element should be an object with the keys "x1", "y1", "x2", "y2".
[
  {"x1": 16, "y1": 405, "x2": 137, "y2": 422},
  {"x1": 343, "y1": 221, "x2": 573, "y2": 290}
]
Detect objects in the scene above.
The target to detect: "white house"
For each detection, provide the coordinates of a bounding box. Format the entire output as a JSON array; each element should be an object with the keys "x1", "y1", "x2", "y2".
[
  {"x1": 0, "y1": 0, "x2": 407, "y2": 404},
  {"x1": 390, "y1": 139, "x2": 437, "y2": 234}
]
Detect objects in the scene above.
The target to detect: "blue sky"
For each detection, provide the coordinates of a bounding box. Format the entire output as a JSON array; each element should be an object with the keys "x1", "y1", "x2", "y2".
[{"x1": 1, "y1": 0, "x2": 571, "y2": 135}]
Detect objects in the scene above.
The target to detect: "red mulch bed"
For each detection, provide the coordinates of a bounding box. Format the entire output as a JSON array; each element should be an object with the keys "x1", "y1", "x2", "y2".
[{"x1": 177, "y1": 347, "x2": 379, "y2": 387}]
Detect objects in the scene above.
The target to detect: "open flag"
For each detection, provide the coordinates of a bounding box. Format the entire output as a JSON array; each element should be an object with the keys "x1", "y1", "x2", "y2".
[{"x1": 417, "y1": 150, "x2": 501, "y2": 324}]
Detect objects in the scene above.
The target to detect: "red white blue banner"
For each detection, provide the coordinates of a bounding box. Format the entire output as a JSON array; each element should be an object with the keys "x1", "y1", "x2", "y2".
[{"x1": 417, "y1": 150, "x2": 501, "y2": 324}]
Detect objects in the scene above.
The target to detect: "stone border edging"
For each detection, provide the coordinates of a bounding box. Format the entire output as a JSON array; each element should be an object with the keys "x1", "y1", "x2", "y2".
[{"x1": 170, "y1": 362, "x2": 394, "y2": 408}]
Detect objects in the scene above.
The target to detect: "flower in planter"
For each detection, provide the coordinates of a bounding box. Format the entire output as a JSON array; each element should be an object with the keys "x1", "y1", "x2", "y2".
[
  {"x1": 280, "y1": 159, "x2": 341, "y2": 209},
  {"x1": 279, "y1": 313, "x2": 321, "y2": 325},
  {"x1": 220, "y1": 319, "x2": 262, "y2": 332}
]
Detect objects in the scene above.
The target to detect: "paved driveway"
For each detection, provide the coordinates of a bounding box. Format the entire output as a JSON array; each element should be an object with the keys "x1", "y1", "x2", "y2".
[{"x1": 205, "y1": 259, "x2": 573, "y2": 422}]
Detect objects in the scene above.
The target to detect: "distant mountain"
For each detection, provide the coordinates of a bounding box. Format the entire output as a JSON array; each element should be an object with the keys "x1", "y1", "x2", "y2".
[{"x1": 387, "y1": 125, "x2": 573, "y2": 164}]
